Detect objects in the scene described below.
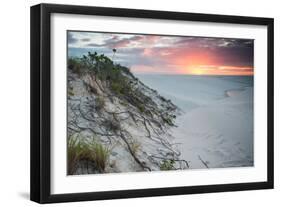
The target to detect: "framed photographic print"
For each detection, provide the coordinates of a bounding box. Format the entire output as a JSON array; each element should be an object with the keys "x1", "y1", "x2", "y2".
[{"x1": 30, "y1": 3, "x2": 274, "y2": 203}]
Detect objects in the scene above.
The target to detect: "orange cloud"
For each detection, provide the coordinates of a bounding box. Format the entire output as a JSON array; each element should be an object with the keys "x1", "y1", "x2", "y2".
[
  {"x1": 164, "y1": 49, "x2": 253, "y2": 75},
  {"x1": 69, "y1": 31, "x2": 254, "y2": 76}
]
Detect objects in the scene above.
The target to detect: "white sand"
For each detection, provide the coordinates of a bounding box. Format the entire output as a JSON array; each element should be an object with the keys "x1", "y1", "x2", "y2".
[{"x1": 136, "y1": 75, "x2": 254, "y2": 169}]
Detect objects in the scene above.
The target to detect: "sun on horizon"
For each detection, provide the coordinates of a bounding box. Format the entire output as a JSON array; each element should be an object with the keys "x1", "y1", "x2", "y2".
[{"x1": 68, "y1": 31, "x2": 254, "y2": 76}]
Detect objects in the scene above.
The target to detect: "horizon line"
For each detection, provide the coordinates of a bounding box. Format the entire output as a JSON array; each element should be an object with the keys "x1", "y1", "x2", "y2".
[{"x1": 133, "y1": 73, "x2": 254, "y2": 76}]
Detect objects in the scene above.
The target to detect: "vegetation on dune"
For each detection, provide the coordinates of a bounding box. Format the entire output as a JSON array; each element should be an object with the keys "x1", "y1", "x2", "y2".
[
  {"x1": 67, "y1": 51, "x2": 181, "y2": 173},
  {"x1": 68, "y1": 52, "x2": 136, "y2": 98},
  {"x1": 68, "y1": 51, "x2": 133, "y2": 79},
  {"x1": 89, "y1": 141, "x2": 110, "y2": 171},
  {"x1": 103, "y1": 117, "x2": 121, "y2": 133},
  {"x1": 94, "y1": 96, "x2": 105, "y2": 111},
  {"x1": 68, "y1": 52, "x2": 163, "y2": 113},
  {"x1": 67, "y1": 134, "x2": 110, "y2": 175},
  {"x1": 68, "y1": 51, "x2": 178, "y2": 128},
  {"x1": 67, "y1": 134, "x2": 83, "y2": 175},
  {"x1": 130, "y1": 139, "x2": 141, "y2": 155},
  {"x1": 160, "y1": 159, "x2": 175, "y2": 171},
  {"x1": 68, "y1": 87, "x2": 75, "y2": 96}
]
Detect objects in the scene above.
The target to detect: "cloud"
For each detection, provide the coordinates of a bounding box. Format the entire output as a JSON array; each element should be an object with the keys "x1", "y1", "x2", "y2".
[
  {"x1": 81, "y1": 38, "x2": 91, "y2": 42},
  {"x1": 174, "y1": 37, "x2": 254, "y2": 49},
  {"x1": 68, "y1": 31, "x2": 254, "y2": 75},
  {"x1": 99, "y1": 35, "x2": 165, "y2": 48},
  {"x1": 68, "y1": 33, "x2": 78, "y2": 44},
  {"x1": 103, "y1": 35, "x2": 144, "y2": 48},
  {"x1": 74, "y1": 35, "x2": 145, "y2": 48},
  {"x1": 86, "y1": 43, "x2": 103, "y2": 47}
]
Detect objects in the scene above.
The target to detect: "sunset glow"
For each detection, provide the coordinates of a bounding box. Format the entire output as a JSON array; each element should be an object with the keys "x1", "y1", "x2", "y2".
[{"x1": 68, "y1": 31, "x2": 254, "y2": 76}]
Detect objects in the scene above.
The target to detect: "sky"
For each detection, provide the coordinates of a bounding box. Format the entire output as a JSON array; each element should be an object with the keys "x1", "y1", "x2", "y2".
[{"x1": 68, "y1": 31, "x2": 254, "y2": 76}]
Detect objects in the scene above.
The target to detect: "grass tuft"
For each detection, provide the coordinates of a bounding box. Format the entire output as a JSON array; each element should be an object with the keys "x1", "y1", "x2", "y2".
[
  {"x1": 89, "y1": 141, "x2": 110, "y2": 171},
  {"x1": 67, "y1": 134, "x2": 110, "y2": 175}
]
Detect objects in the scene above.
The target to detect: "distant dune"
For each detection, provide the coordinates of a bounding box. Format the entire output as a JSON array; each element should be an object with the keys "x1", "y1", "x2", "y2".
[{"x1": 138, "y1": 75, "x2": 254, "y2": 169}]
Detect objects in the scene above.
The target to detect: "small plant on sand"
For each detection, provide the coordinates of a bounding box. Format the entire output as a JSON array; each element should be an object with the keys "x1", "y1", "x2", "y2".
[
  {"x1": 67, "y1": 134, "x2": 84, "y2": 175},
  {"x1": 160, "y1": 159, "x2": 175, "y2": 171},
  {"x1": 67, "y1": 134, "x2": 110, "y2": 174},
  {"x1": 103, "y1": 117, "x2": 120, "y2": 132},
  {"x1": 163, "y1": 116, "x2": 174, "y2": 126},
  {"x1": 95, "y1": 96, "x2": 105, "y2": 111},
  {"x1": 89, "y1": 141, "x2": 110, "y2": 172},
  {"x1": 137, "y1": 103, "x2": 145, "y2": 113},
  {"x1": 68, "y1": 87, "x2": 75, "y2": 96},
  {"x1": 131, "y1": 140, "x2": 141, "y2": 155}
]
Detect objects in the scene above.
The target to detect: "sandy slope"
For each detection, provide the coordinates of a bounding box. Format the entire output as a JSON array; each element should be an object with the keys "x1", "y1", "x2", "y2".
[
  {"x1": 137, "y1": 75, "x2": 254, "y2": 169},
  {"x1": 172, "y1": 87, "x2": 253, "y2": 169},
  {"x1": 68, "y1": 71, "x2": 183, "y2": 174}
]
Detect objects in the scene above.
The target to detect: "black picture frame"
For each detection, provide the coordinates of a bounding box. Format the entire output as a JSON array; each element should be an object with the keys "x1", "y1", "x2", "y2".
[{"x1": 30, "y1": 3, "x2": 274, "y2": 204}]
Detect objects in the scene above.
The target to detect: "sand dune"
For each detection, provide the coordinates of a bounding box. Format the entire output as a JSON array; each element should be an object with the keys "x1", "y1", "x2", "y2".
[{"x1": 137, "y1": 75, "x2": 254, "y2": 169}]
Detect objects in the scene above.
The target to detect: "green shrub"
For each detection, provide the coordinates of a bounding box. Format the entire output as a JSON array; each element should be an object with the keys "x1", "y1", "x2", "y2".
[
  {"x1": 110, "y1": 82, "x2": 123, "y2": 95},
  {"x1": 68, "y1": 87, "x2": 75, "y2": 96},
  {"x1": 160, "y1": 159, "x2": 175, "y2": 171},
  {"x1": 68, "y1": 58, "x2": 84, "y2": 75},
  {"x1": 163, "y1": 117, "x2": 174, "y2": 126},
  {"x1": 115, "y1": 64, "x2": 132, "y2": 76},
  {"x1": 137, "y1": 103, "x2": 145, "y2": 113}
]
